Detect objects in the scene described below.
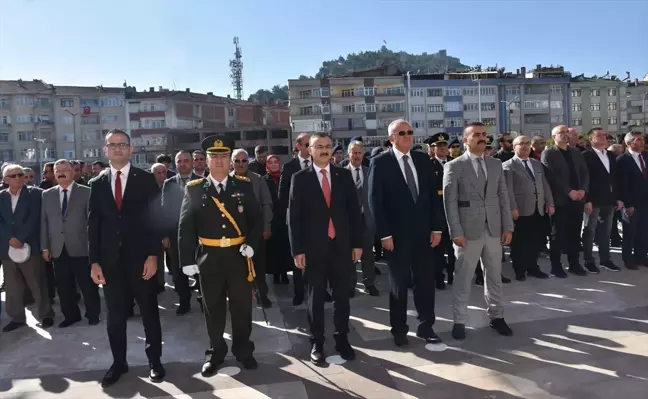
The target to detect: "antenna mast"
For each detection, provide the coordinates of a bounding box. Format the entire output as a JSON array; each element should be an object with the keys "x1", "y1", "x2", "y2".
[{"x1": 230, "y1": 37, "x2": 243, "y2": 100}]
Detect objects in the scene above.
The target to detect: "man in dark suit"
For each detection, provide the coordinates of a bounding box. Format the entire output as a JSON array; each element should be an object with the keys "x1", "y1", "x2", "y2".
[
  {"x1": 0, "y1": 164, "x2": 54, "y2": 332},
  {"x1": 616, "y1": 131, "x2": 648, "y2": 270},
  {"x1": 88, "y1": 129, "x2": 165, "y2": 386},
  {"x1": 541, "y1": 125, "x2": 589, "y2": 277},
  {"x1": 288, "y1": 132, "x2": 364, "y2": 365},
  {"x1": 369, "y1": 119, "x2": 444, "y2": 347},
  {"x1": 161, "y1": 150, "x2": 201, "y2": 314},
  {"x1": 582, "y1": 128, "x2": 622, "y2": 273},
  {"x1": 248, "y1": 145, "x2": 268, "y2": 176},
  {"x1": 278, "y1": 133, "x2": 312, "y2": 305}
]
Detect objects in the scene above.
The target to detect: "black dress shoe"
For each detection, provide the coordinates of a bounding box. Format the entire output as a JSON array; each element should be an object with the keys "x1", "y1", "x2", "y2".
[
  {"x1": 452, "y1": 324, "x2": 466, "y2": 340},
  {"x1": 393, "y1": 335, "x2": 409, "y2": 347},
  {"x1": 416, "y1": 329, "x2": 443, "y2": 344},
  {"x1": 88, "y1": 317, "x2": 100, "y2": 326},
  {"x1": 626, "y1": 261, "x2": 639, "y2": 270},
  {"x1": 335, "y1": 341, "x2": 356, "y2": 361},
  {"x1": 528, "y1": 268, "x2": 549, "y2": 279},
  {"x1": 2, "y1": 321, "x2": 26, "y2": 332},
  {"x1": 366, "y1": 285, "x2": 379, "y2": 296},
  {"x1": 176, "y1": 302, "x2": 191, "y2": 315},
  {"x1": 490, "y1": 318, "x2": 513, "y2": 336},
  {"x1": 149, "y1": 360, "x2": 165, "y2": 383},
  {"x1": 201, "y1": 359, "x2": 223, "y2": 377},
  {"x1": 58, "y1": 318, "x2": 81, "y2": 328},
  {"x1": 601, "y1": 260, "x2": 621, "y2": 272},
  {"x1": 475, "y1": 276, "x2": 484, "y2": 286},
  {"x1": 239, "y1": 356, "x2": 258, "y2": 370},
  {"x1": 501, "y1": 275, "x2": 511, "y2": 284},
  {"x1": 40, "y1": 318, "x2": 54, "y2": 328},
  {"x1": 515, "y1": 274, "x2": 527, "y2": 282},
  {"x1": 584, "y1": 262, "x2": 601, "y2": 275},
  {"x1": 310, "y1": 343, "x2": 325, "y2": 365},
  {"x1": 292, "y1": 295, "x2": 304, "y2": 306},
  {"x1": 101, "y1": 363, "x2": 128, "y2": 387},
  {"x1": 568, "y1": 264, "x2": 587, "y2": 276},
  {"x1": 551, "y1": 268, "x2": 568, "y2": 278}
]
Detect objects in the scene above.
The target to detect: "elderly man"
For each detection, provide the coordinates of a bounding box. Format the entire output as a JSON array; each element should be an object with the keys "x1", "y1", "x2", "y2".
[
  {"x1": 1, "y1": 164, "x2": 54, "y2": 332},
  {"x1": 443, "y1": 122, "x2": 514, "y2": 340},
  {"x1": 41, "y1": 159, "x2": 100, "y2": 327},
  {"x1": 232, "y1": 148, "x2": 274, "y2": 308},
  {"x1": 23, "y1": 167, "x2": 36, "y2": 186},
  {"x1": 503, "y1": 136, "x2": 554, "y2": 281}
]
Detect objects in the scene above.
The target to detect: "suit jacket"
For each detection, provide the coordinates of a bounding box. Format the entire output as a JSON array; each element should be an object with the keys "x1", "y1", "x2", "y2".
[
  {"x1": 41, "y1": 182, "x2": 90, "y2": 258},
  {"x1": 231, "y1": 171, "x2": 273, "y2": 233},
  {"x1": 87, "y1": 165, "x2": 162, "y2": 267},
  {"x1": 248, "y1": 161, "x2": 266, "y2": 176},
  {"x1": 369, "y1": 148, "x2": 444, "y2": 252},
  {"x1": 160, "y1": 173, "x2": 201, "y2": 238},
  {"x1": 541, "y1": 145, "x2": 589, "y2": 206},
  {"x1": 0, "y1": 185, "x2": 42, "y2": 260},
  {"x1": 617, "y1": 151, "x2": 648, "y2": 208},
  {"x1": 443, "y1": 153, "x2": 513, "y2": 240},
  {"x1": 278, "y1": 157, "x2": 306, "y2": 218},
  {"x1": 582, "y1": 148, "x2": 618, "y2": 207},
  {"x1": 502, "y1": 157, "x2": 553, "y2": 217},
  {"x1": 288, "y1": 165, "x2": 363, "y2": 258},
  {"x1": 346, "y1": 163, "x2": 375, "y2": 234}
]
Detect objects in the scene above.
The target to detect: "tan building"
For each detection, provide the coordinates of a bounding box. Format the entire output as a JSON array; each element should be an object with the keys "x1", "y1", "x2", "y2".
[
  {"x1": 626, "y1": 78, "x2": 648, "y2": 135},
  {"x1": 569, "y1": 76, "x2": 627, "y2": 137}
]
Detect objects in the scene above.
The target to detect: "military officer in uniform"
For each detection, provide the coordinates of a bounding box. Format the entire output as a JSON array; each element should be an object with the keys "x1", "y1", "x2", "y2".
[
  {"x1": 424, "y1": 133, "x2": 456, "y2": 289},
  {"x1": 178, "y1": 135, "x2": 263, "y2": 376}
]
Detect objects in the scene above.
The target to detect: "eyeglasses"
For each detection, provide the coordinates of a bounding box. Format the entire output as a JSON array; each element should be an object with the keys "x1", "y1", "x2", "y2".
[
  {"x1": 106, "y1": 143, "x2": 129, "y2": 149},
  {"x1": 234, "y1": 159, "x2": 249, "y2": 164},
  {"x1": 5, "y1": 173, "x2": 24, "y2": 179},
  {"x1": 397, "y1": 130, "x2": 414, "y2": 136}
]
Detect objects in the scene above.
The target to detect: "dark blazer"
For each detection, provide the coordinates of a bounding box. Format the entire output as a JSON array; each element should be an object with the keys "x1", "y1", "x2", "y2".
[
  {"x1": 278, "y1": 158, "x2": 304, "y2": 217},
  {"x1": 617, "y1": 151, "x2": 648, "y2": 209},
  {"x1": 369, "y1": 148, "x2": 444, "y2": 252},
  {"x1": 160, "y1": 173, "x2": 201, "y2": 237},
  {"x1": 582, "y1": 148, "x2": 618, "y2": 207},
  {"x1": 248, "y1": 161, "x2": 266, "y2": 176},
  {"x1": 88, "y1": 165, "x2": 162, "y2": 267},
  {"x1": 430, "y1": 157, "x2": 452, "y2": 224},
  {"x1": 0, "y1": 185, "x2": 42, "y2": 260},
  {"x1": 166, "y1": 169, "x2": 176, "y2": 179},
  {"x1": 288, "y1": 165, "x2": 363, "y2": 258},
  {"x1": 541, "y1": 145, "x2": 589, "y2": 206}
]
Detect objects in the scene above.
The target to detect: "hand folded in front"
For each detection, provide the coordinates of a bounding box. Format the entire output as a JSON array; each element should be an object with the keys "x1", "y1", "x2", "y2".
[{"x1": 182, "y1": 264, "x2": 199, "y2": 276}]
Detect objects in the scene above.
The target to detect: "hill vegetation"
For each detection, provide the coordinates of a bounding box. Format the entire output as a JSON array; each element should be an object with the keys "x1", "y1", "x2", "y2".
[{"x1": 247, "y1": 46, "x2": 469, "y2": 103}]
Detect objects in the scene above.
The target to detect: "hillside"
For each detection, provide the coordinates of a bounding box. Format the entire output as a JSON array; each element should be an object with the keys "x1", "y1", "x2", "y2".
[{"x1": 247, "y1": 46, "x2": 469, "y2": 102}]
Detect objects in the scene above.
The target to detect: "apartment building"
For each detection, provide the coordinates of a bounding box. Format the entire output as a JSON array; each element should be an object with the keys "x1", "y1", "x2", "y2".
[
  {"x1": 569, "y1": 76, "x2": 627, "y2": 136},
  {"x1": 0, "y1": 79, "x2": 126, "y2": 169},
  {"x1": 125, "y1": 87, "x2": 291, "y2": 169},
  {"x1": 626, "y1": 78, "x2": 648, "y2": 134}
]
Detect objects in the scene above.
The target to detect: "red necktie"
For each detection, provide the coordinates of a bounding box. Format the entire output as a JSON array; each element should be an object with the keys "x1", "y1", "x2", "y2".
[
  {"x1": 640, "y1": 155, "x2": 647, "y2": 179},
  {"x1": 320, "y1": 170, "x2": 335, "y2": 239},
  {"x1": 115, "y1": 170, "x2": 123, "y2": 210}
]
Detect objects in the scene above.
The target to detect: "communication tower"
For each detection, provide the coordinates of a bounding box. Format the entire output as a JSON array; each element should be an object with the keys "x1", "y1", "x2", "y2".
[{"x1": 230, "y1": 37, "x2": 243, "y2": 100}]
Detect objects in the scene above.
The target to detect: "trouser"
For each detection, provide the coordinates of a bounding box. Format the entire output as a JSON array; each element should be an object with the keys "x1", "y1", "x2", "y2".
[
  {"x1": 199, "y1": 246, "x2": 254, "y2": 361},
  {"x1": 103, "y1": 250, "x2": 162, "y2": 364},
  {"x1": 253, "y1": 238, "x2": 269, "y2": 300},
  {"x1": 452, "y1": 232, "x2": 503, "y2": 324},
  {"x1": 511, "y1": 210, "x2": 544, "y2": 276},
  {"x1": 45, "y1": 261, "x2": 56, "y2": 300},
  {"x1": 167, "y1": 237, "x2": 191, "y2": 305},
  {"x1": 611, "y1": 210, "x2": 622, "y2": 244},
  {"x1": 583, "y1": 205, "x2": 614, "y2": 264},
  {"x1": 433, "y1": 228, "x2": 455, "y2": 282},
  {"x1": 621, "y1": 206, "x2": 648, "y2": 264},
  {"x1": 53, "y1": 247, "x2": 101, "y2": 321},
  {"x1": 351, "y1": 228, "x2": 376, "y2": 288},
  {"x1": 306, "y1": 239, "x2": 351, "y2": 345},
  {"x1": 293, "y1": 265, "x2": 306, "y2": 299},
  {"x1": 3, "y1": 255, "x2": 54, "y2": 323},
  {"x1": 550, "y1": 202, "x2": 584, "y2": 269}
]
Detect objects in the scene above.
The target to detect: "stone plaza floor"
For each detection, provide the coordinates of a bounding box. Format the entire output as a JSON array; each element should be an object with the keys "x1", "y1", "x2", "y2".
[{"x1": 1, "y1": 249, "x2": 648, "y2": 398}]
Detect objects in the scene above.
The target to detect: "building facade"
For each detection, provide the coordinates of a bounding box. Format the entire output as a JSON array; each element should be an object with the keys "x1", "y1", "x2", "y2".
[
  {"x1": 626, "y1": 79, "x2": 648, "y2": 135},
  {"x1": 569, "y1": 77, "x2": 627, "y2": 136}
]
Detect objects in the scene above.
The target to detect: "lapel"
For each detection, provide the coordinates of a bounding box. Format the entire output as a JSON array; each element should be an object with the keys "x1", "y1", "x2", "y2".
[
  {"x1": 388, "y1": 148, "x2": 413, "y2": 194},
  {"x1": 13, "y1": 186, "x2": 29, "y2": 216},
  {"x1": 513, "y1": 158, "x2": 534, "y2": 182},
  {"x1": 461, "y1": 153, "x2": 483, "y2": 199},
  {"x1": 121, "y1": 167, "x2": 139, "y2": 206},
  {"x1": 48, "y1": 187, "x2": 64, "y2": 224},
  {"x1": 103, "y1": 171, "x2": 119, "y2": 213},
  {"x1": 64, "y1": 182, "x2": 79, "y2": 218},
  {"x1": 307, "y1": 167, "x2": 327, "y2": 210}
]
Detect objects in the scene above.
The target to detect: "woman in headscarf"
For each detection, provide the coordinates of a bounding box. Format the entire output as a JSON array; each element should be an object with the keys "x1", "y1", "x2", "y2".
[{"x1": 264, "y1": 155, "x2": 292, "y2": 284}]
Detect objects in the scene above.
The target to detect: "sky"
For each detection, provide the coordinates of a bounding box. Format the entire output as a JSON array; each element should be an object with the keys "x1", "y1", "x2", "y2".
[{"x1": 1, "y1": 0, "x2": 646, "y2": 99}]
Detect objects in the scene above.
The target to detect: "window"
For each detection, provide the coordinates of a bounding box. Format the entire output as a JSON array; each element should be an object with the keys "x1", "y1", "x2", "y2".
[
  {"x1": 572, "y1": 89, "x2": 581, "y2": 97},
  {"x1": 411, "y1": 105, "x2": 425, "y2": 113},
  {"x1": 462, "y1": 88, "x2": 478, "y2": 96},
  {"x1": 550, "y1": 101, "x2": 563, "y2": 109},
  {"x1": 100, "y1": 96, "x2": 123, "y2": 107},
  {"x1": 0, "y1": 116, "x2": 9, "y2": 125},
  {"x1": 608, "y1": 116, "x2": 618, "y2": 125},
  {"x1": 20, "y1": 148, "x2": 37, "y2": 160},
  {"x1": 37, "y1": 114, "x2": 50, "y2": 122},
  {"x1": 83, "y1": 148, "x2": 101, "y2": 158},
  {"x1": 39, "y1": 129, "x2": 53, "y2": 141},
  {"x1": 608, "y1": 88, "x2": 617, "y2": 96},
  {"x1": 410, "y1": 89, "x2": 424, "y2": 97},
  {"x1": 380, "y1": 103, "x2": 405, "y2": 112},
  {"x1": 228, "y1": 121, "x2": 237, "y2": 128},
  {"x1": 550, "y1": 85, "x2": 563, "y2": 95},
  {"x1": 0, "y1": 97, "x2": 9, "y2": 108},
  {"x1": 608, "y1": 102, "x2": 617, "y2": 110},
  {"x1": 510, "y1": 115, "x2": 520, "y2": 124},
  {"x1": 299, "y1": 106, "x2": 319, "y2": 116},
  {"x1": 60, "y1": 98, "x2": 74, "y2": 108},
  {"x1": 444, "y1": 102, "x2": 461, "y2": 112},
  {"x1": 62, "y1": 133, "x2": 75, "y2": 142},
  {"x1": 480, "y1": 87, "x2": 495, "y2": 96},
  {"x1": 80, "y1": 99, "x2": 99, "y2": 107},
  {"x1": 592, "y1": 117, "x2": 601, "y2": 125},
  {"x1": 444, "y1": 88, "x2": 461, "y2": 96},
  {"x1": 321, "y1": 104, "x2": 330, "y2": 114},
  {"x1": 342, "y1": 89, "x2": 356, "y2": 97},
  {"x1": 16, "y1": 114, "x2": 33, "y2": 123},
  {"x1": 427, "y1": 88, "x2": 443, "y2": 97},
  {"x1": 444, "y1": 117, "x2": 462, "y2": 127},
  {"x1": 142, "y1": 119, "x2": 165, "y2": 129},
  {"x1": 428, "y1": 104, "x2": 443, "y2": 113},
  {"x1": 572, "y1": 103, "x2": 582, "y2": 112},
  {"x1": 227, "y1": 108, "x2": 235, "y2": 117},
  {"x1": 551, "y1": 115, "x2": 564, "y2": 123},
  {"x1": 81, "y1": 115, "x2": 100, "y2": 125},
  {"x1": 63, "y1": 150, "x2": 76, "y2": 159},
  {"x1": 572, "y1": 118, "x2": 583, "y2": 126},
  {"x1": 481, "y1": 103, "x2": 496, "y2": 111},
  {"x1": 428, "y1": 119, "x2": 443, "y2": 128},
  {"x1": 102, "y1": 114, "x2": 120, "y2": 124},
  {"x1": 298, "y1": 90, "x2": 312, "y2": 99},
  {"x1": 463, "y1": 103, "x2": 478, "y2": 111},
  {"x1": 590, "y1": 89, "x2": 600, "y2": 97},
  {"x1": 590, "y1": 103, "x2": 600, "y2": 111},
  {"x1": 482, "y1": 118, "x2": 496, "y2": 126},
  {"x1": 505, "y1": 87, "x2": 520, "y2": 96},
  {"x1": 0, "y1": 149, "x2": 13, "y2": 161},
  {"x1": 0, "y1": 132, "x2": 9, "y2": 142},
  {"x1": 342, "y1": 104, "x2": 355, "y2": 113},
  {"x1": 359, "y1": 103, "x2": 375, "y2": 113},
  {"x1": 524, "y1": 100, "x2": 549, "y2": 109},
  {"x1": 130, "y1": 121, "x2": 141, "y2": 129},
  {"x1": 15, "y1": 96, "x2": 34, "y2": 106},
  {"x1": 18, "y1": 131, "x2": 34, "y2": 141},
  {"x1": 382, "y1": 86, "x2": 404, "y2": 95},
  {"x1": 320, "y1": 88, "x2": 330, "y2": 97},
  {"x1": 412, "y1": 120, "x2": 425, "y2": 129},
  {"x1": 83, "y1": 130, "x2": 101, "y2": 141}
]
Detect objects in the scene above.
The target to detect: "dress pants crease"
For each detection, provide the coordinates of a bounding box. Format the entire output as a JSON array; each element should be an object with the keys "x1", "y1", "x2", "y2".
[
  {"x1": 53, "y1": 246, "x2": 100, "y2": 321},
  {"x1": 511, "y1": 210, "x2": 543, "y2": 276}
]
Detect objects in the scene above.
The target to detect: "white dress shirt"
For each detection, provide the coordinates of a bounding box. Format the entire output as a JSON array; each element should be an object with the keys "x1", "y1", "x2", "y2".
[
  {"x1": 466, "y1": 152, "x2": 488, "y2": 179},
  {"x1": 435, "y1": 156, "x2": 448, "y2": 165},
  {"x1": 392, "y1": 146, "x2": 419, "y2": 192},
  {"x1": 59, "y1": 183, "x2": 73, "y2": 208},
  {"x1": 348, "y1": 164, "x2": 363, "y2": 187},
  {"x1": 628, "y1": 149, "x2": 644, "y2": 172},
  {"x1": 593, "y1": 147, "x2": 610, "y2": 173},
  {"x1": 110, "y1": 163, "x2": 130, "y2": 198},
  {"x1": 298, "y1": 155, "x2": 312, "y2": 170},
  {"x1": 209, "y1": 175, "x2": 228, "y2": 193},
  {"x1": 313, "y1": 163, "x2": 331, "y2": 189},
  {"x1": 9, "y1": 187, "x2": 22, "y2": 212}
]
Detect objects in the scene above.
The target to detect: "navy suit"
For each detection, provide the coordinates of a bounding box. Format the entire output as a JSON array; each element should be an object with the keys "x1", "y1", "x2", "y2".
[
  {"x1": 369, "y1": 148, "x2": 444, "y2": 338},
  {"x1": 0, "y1": 186, "x2": 42, "y2": 259},
  {"x1": 617, "y1": 151, "x2": 648, "y2": 265}
]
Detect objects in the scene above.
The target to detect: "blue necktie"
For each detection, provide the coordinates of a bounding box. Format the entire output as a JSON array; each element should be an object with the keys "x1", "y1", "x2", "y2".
[{"x1": 62, "y1": 189, "x2": 68, "y2": 216}]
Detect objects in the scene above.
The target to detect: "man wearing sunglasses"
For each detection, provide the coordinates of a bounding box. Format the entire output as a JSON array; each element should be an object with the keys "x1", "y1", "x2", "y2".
[
  {"x1": 369, "y1": 119, "x2": 444, "y2": 347},
  {"x1": 493, "y1": 133, "x2": 515, "y2": 163}
]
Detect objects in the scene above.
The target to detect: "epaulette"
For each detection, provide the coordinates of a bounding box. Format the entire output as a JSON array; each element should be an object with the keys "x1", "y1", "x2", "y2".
[
  {"x1": 186, "y1": 178, "x2": 204, "y2": 187},
  {"x1": 234, "y1": 175, "x2": 250, "y2": 182}
]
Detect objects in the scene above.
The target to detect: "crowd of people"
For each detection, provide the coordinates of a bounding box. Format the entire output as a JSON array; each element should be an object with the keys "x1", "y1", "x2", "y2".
[{"x1": 0, "y1": 120, "x2": 646, "y2": 386}]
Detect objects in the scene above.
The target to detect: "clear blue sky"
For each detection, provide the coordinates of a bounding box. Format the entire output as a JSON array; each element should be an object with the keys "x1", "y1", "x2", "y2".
[{"x1": 1, "y1": 0, "x2": 646, "y2": 98}]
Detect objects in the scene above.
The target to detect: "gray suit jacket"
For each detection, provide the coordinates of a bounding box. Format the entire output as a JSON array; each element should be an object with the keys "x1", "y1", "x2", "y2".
[
  {"x1": 347, "y1": 164, "x2": 375, "y2": 234},
  {"x1": 40, "y1": 182, "x2": 90, "y2": 258},
  {"x1": 502, "y1": 157, "x2": 554, "y2": 217},
  {"x1": 233, "y1": 171, "x2": 273, "y2": 233},
  {"x1": 541, "y1": 145, "x2": 589, "y2": 206},
  {"x1": 443, "y1": 153, "x2": 514, "y2": 240}
]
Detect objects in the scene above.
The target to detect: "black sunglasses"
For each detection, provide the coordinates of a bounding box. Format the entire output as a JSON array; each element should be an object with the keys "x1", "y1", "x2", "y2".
[
  {"x1": 6, "y1": 173, "x2": 24, "y2": 178},
  {"x1": 233, "y1": 159, "x2": 248, "y2": 164},
  {"x1": 397, "y1": 130, "x2": 414, "y2": 136}
]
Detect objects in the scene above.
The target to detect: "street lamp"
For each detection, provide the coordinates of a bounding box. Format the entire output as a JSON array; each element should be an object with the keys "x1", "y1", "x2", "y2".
[
  {"x1": 473, "y1": 78, "x2": 482, "y2": 122},
  {"x1": 500, "y1": 96, "x2": 519, "y2": 132},
  {"x1": 63, "y1": 108, "x2": 78, "y2": 158}
]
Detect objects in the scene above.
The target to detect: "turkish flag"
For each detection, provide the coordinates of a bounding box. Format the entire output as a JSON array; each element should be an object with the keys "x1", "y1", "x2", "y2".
[{"x1": 83, "y1": 106, "x2": 91, "y2": 115}]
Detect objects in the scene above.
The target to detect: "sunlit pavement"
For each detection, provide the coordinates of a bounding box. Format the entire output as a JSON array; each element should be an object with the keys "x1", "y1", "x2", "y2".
[{"x1": 2, "y1": 248, "x2": 648, "y2": 398}]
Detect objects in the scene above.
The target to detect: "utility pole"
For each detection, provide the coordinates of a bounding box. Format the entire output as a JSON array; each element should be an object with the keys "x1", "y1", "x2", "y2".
[
  {"x1": 63, "y1": 108, "x2": 78, "y2": 157},
  {"x1": 473, "y1": 78, "x2": 482, "y2": 122},
  {"x1": 500, "y1": 96, "x2": 519, "y2": 132}
]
